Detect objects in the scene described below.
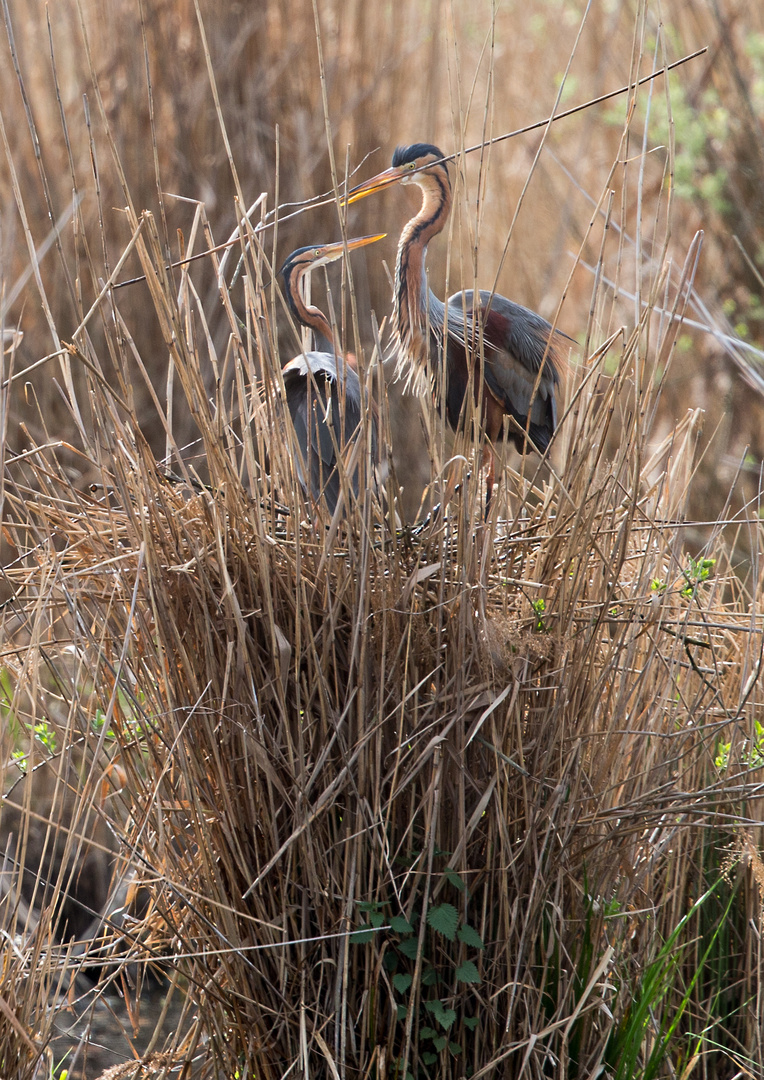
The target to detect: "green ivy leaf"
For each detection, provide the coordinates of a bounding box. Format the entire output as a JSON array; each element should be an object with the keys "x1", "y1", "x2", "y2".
[
  {"x1": 463, "y1": 1017, "x2": 479, "y2": 1031},
  {"x1": 455, "y1": 960, "x2": 481, "y2": 984},
  {"x1": 432, "y1": 1036, "x2": 447, "y2": 1053},
  {"x1": 390, "y1": 915, "x2": 415, "y2": 935},
  {"x1": 427, "y1": 903, "x2": 459, "y2": 941},
  {"x1": 457, "y1": 924, "x2": 485, "y2": 950},
  {"x1": 393, "y1": 973, "x2": 413, "y2": 994}
]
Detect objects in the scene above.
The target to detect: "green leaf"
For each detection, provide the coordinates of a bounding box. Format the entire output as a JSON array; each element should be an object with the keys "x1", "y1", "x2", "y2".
[
  {"x1": 449, "y1": 1042, "x2": 462, "y2": 1055},
  {"x1": 420, "y1": 1027, "x2": 438, "y2": 1040},
  {"x1": 439, "y1": 1009, "x2": 457, "y2": 1032},
  {"x1": 369, "y1": 910, "x2": 385, "y2": 928},
  {"x1": 390, "y1": 915, "x2": 415, "y2": 935},
  {"x1": 463, "y1": 1017, "x2": 479, "y2": 1031},
  {"x1": 350, "y1": 926, "x2": 375, "y2": 944},
  {"x1": 444, "y1": 868, "x2": 468, "y2": 893},
  {"x1": 422, "y1": 1052, "x2": 437, "y2": 1065},
  {"x1": 432, "y1": 1036, "x2": 447, "y2": 1052},
  {"x1": 383, "y1": 951, "x2": 398, "y2": 972},
  {"x1": 398, "y1": 937, "x2": 419, "y2": 959},
  {"x1": 427, "y1": 903, "x2": 459, "y2": 941},
  {"x1": 455, "y1": 960, "x2": 481, "y2": 984},
  {"x1": 457, "y1": 924, "x2": 485, "y2": 949},
  {"x1": 421, "y1": 966, "x2": 438, "y2": 986},
  {"x1": 396, "y1": 1004, "x2": 407, "y2": 1021},
  {"x1": 424, "y1": 1000, "x2": 457, "y2": 1031},
  {"x1": 356, "y1": 901, "x2": 380, "y2": 912},
  {"x1": 393, "y1": 973, "x2": 413, "y2": 994}
]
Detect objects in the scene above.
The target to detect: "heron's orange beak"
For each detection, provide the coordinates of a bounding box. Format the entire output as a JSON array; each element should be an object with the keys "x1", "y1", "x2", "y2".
[
  {"x1": 335, "y1": 232, "x2": 387, "y2": 254},
  {"x1": 314, "y1": 233, "x2": 387, "y2": 267},
  {"x1": 346, "y1": 166, "x2": 407, "y2": 205}
]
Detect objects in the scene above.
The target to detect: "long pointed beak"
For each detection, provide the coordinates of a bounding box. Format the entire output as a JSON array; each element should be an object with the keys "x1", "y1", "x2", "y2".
[
  {"x1": 346, "y1": 166, "x2": 406, "y2": 205},
  {"x1": 318, "y1": 232, "x2": 387, "y2": 264}
]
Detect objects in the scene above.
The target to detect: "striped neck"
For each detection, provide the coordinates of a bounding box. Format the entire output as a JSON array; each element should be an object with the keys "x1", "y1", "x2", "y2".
[
  {"x1": 392, "y1": 169, "x2": 452, "y2": 386},
  {"x1": 285, "y1": 266, "x2": 336, "y2": 354}
]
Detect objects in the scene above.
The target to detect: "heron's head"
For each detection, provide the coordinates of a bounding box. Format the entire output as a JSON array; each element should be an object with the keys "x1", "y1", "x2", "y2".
[
  {"x1": 346, "y1": 143, "x2": 451, "y2": 204},
  {"x1": 278, "y1": 234, "x2": 386, "y2": 285}
]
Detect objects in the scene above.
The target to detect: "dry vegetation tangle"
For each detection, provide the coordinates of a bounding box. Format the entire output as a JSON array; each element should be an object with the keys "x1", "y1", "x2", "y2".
[{"x1": 1, "y1": 1, "x2": 764, "y2": 1079}]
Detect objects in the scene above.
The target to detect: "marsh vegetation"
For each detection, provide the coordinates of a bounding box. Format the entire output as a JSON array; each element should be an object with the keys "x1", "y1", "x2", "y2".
[{"x1": 1, "y1": 1, "x2": 763, "y2": 1077}]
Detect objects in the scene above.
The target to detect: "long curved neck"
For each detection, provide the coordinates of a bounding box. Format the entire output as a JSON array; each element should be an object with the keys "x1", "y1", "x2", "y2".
[
  {"x1": 393, "y1": 171, "x2": 452, "y2": 373},
  {"x1": 285, "y1": 267, "x2": 335, "y2": 354}
]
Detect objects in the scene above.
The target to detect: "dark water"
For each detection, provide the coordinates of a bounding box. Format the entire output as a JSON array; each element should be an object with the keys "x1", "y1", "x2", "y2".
[{"x1": 49, "y1": 979, "x2": 191, "y2": 1079}]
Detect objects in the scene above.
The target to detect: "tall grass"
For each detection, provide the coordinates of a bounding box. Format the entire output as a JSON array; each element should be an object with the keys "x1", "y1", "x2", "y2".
[{"x1": 1, "y1": 1, "x2": 764, "y2": 1078}]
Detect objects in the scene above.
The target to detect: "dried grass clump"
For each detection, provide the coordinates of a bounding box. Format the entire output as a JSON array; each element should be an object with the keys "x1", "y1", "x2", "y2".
[{"x1": 1, "y1": 5, "x2": 764, "y2": 1080}]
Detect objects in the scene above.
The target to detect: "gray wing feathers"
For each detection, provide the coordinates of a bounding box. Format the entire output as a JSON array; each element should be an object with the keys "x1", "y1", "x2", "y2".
[
  {"x1": 282, "y1": 352, "x2": 367, "y2": 514},
  {"x1": 449, "y1": 290, "x2": 561, "y2": 450},
  {"x1": 455, "y1": 291, "x2": 561, "y2": 375},
  {"x1": 484, "y1": 350, "x2": 554, "y2": 423}
]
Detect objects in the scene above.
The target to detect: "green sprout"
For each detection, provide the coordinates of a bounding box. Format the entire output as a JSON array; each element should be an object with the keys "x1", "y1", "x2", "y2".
[
  {"x1": 680, "y1": 556, "x2": 715, "y2": 599},
  {"x1": 33, "y1": 719, "x2": 57, "y2": 754},
  {"x1": 531, "y1": 598, "x2": 547, "y2": 632}
]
